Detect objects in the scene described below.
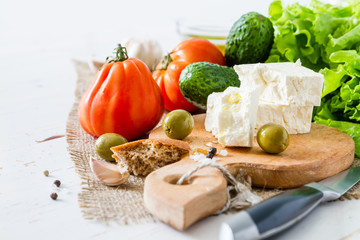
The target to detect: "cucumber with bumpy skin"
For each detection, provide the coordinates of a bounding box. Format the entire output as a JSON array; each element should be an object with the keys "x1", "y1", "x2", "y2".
[
  {"x1": 225, "y1": 12, "x2": 274, "y2": 66},
  {"x1": 179, "y1": 62, "x2": 240, "y2": 109}
]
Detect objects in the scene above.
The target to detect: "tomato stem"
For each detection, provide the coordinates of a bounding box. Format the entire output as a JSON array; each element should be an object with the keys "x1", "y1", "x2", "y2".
[
  {"x1": 106, "y1": 44, "x2": 129, "y2": 63},
  {"x1": 159, "y1": 53, "x2": 173, "y2": 70}
]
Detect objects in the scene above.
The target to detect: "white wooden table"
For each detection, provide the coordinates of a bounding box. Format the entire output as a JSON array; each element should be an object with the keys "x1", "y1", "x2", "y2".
[{"x1": 1, "y1": 0, "x2": 359, "y2": 239}]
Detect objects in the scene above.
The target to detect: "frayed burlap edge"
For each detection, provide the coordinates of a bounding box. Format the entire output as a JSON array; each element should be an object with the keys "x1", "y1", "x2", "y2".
[
  {"x1": 66, "y1": 60, "x2": 359, "y2": 225},
  {"x1": 66, "y1": 60, "x2": 155, "y2": 224}
]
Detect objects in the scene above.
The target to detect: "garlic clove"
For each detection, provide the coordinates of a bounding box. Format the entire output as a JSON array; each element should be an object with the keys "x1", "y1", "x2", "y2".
[
  {"x1": 89, "y1": 157, "x2": 130, "y2": 186},
  {"x1": 120, "y1": 38, "x2": 163, "y2": 71}
]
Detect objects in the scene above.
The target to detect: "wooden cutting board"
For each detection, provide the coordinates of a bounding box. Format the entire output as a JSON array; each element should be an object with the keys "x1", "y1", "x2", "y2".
[{"x1": 144, "y1": 114, "x2": 354, "y2": 230}]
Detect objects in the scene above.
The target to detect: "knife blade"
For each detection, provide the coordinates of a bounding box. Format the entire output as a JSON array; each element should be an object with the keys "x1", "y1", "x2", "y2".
[{"x1": 219, "y1": 166, "x2": 360, "y2": 240}]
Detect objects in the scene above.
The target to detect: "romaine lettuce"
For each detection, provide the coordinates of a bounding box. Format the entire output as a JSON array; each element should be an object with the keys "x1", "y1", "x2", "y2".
[{"x1": 267, "y1": 0, "x2": 360, "y2": 156}]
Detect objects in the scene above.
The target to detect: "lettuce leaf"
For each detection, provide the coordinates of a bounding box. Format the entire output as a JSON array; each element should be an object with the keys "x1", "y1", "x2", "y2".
[
  {"x1": 267, "y1": 0, "x2": 360, "y2": 156},
  {"x1": 314, "y1": 117, "x2": 360, "y2": 157}
]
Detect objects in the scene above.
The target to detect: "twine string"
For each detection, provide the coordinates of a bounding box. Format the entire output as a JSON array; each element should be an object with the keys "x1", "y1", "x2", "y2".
[{"x1": 176, "y1": 161, "x2": 262, "y2": 214}]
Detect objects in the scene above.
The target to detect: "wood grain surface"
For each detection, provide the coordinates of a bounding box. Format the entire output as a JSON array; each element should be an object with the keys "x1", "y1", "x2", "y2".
[{"x1": 145, "y1": 113, "x2": 355, "y2": 230}]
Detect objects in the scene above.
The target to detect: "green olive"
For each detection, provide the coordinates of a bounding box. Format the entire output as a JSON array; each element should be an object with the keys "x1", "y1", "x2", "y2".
[
  {"x1": 95, "y1": 133, "x2": 128, "y2": 161},
  {"x1": 162, "y1": 110, "x2": 194, "y2": 140},
  {"x1": 256, "y1": 123, "x2": 289, "y2": 154}
]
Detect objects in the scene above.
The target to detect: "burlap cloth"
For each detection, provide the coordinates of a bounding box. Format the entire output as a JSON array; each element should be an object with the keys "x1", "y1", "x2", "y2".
[{"x1": 66, "y1": 60, "x2": 360, "y2": 225}]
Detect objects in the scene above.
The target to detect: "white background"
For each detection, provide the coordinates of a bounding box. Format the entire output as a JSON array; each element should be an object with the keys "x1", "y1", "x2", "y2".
[{"x1": 1, "y1": 0, "x2": 360, "y2": 239}]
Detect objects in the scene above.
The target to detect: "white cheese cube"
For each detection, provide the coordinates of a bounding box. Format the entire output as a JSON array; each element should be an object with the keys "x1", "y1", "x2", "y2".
[
  {"x1": 234, "y1": 61, "x2": 324, "y2": 106},
  {"x1": 256, "y1": 102, "x2": 314, "y2": 134},
  {"x1": 205, "y1": 86, "x2": 260, "y2": 147},
  {"x1": 205, "y1": 91, "x2": 223, "y2": 137}
]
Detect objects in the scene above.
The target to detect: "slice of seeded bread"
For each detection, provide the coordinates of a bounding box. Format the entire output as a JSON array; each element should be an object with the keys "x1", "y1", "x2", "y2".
[{"x1": 111, "y1": 139, "x2": 190, "y2": 176}]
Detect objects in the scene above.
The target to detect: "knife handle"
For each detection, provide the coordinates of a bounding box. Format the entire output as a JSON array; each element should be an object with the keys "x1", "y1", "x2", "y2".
[{"x1": 219, "y1": 186, "x2": 324, "y2": 240}]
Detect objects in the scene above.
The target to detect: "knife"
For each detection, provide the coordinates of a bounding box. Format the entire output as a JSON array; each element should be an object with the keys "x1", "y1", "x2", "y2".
[{"x1": 219, "y1": 166, "x2": 360, "y2": 240}]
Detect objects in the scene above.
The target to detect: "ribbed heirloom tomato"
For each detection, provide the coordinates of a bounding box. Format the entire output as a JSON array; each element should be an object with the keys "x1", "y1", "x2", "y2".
[
  {"x1": 153, "y1": 39, "x2": 226, "y2": 112},
  {"x1": 78, "y1": 44, "x2": 164, "y2": 140}
]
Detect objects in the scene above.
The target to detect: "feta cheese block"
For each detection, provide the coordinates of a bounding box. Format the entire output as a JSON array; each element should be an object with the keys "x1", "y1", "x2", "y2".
[
  {"x1": 255, "y1": 101, "x2": 314, "y2": 134},
  {"x1": 234, "y1": 61, "x2": 324, "y2": 106},
  {"x1": 205, "y1": 86, "x2": 261, "y2": 147}
]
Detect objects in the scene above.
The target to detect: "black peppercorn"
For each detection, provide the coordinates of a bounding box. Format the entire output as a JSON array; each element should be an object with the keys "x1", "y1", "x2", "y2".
[
  {"x1": 50, "y1": 192, "x2": 58, "y2": 200},
  {"x1": 54, "y1": 180, "x2": 61, "y2": 187},
  {"x1": 206, "y1": 153, "x2": 214, "y2": 159},
  {"x1": 209, "y1": 147, "x2": 217, "y2": 155}
]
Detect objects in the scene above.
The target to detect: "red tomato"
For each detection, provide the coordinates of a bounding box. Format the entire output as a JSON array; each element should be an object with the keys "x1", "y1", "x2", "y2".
[
  {"x1": 78, "y1": 44, "x2": 164, "y2": 140},
  {"x1": 153, "y1": 39, "x2": 226, "y2": 112}
]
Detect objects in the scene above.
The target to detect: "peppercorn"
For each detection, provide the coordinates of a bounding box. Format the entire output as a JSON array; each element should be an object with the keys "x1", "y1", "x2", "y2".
[
  {"x1": 50, "y1": 192, "x2": 58, "y2": 200},
  {"x1": 206, "y1": 153, "x2": 214, "y2": 159},
  {"x1": 43, "y1": 170, "x2": 49, "y2": 177},
  {"x1": 209, "y1": 147, "x2": 217, "y2": 155},
  {"x1": 54, "y1": 180, "x2": 61, "y2": 187}
]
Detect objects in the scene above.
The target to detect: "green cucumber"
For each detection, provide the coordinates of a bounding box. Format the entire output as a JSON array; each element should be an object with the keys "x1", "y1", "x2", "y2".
[
  {"x1": 179, "y1": 62, "x2": 240, "y2": 109},
  {"x1": 225, "y1": 12, "x2": 274, "y2": 66}
]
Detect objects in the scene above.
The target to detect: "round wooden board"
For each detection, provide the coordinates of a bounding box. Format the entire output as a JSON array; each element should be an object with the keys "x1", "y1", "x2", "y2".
[{"x1": 149, "y1": 113, "x2": 355, "y2": 188}]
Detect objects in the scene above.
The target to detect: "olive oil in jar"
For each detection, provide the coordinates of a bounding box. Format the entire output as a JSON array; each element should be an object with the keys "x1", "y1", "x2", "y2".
[{"x1": 176, "y1": 19, "x2": 229, "y2": 55}]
